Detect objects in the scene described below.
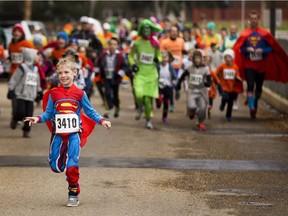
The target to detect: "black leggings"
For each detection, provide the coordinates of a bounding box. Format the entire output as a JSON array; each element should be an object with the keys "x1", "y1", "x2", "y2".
[
  {"x1": 14, "y1": 99, "x2": 34, "y2": 132},
  {"x1": 245, "y1": 69, "x2": 265, "y2": 95},
  {"x1": 245, "y1": 69, "x2": 265, "y2": 108},
  {"x1": 221, "y1": 92, "x2": 235, "y2": 118}
]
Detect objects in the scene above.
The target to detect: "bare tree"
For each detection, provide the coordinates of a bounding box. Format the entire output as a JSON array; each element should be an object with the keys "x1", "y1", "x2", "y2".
[{"x1": 24, "y1": 0, "x2": 32, "y2": 20}]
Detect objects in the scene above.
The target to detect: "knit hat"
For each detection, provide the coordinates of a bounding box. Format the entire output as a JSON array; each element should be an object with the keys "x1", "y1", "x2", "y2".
[
  {"x1": 69, "y1": 37, "x2": 79, "y2": 46},
  {"x1": 223, "y1": 48, "x2": 235, "y2": 60},
  {"x1": 57, "y1": 31, "x2": 68, "y2": 42},
  {"x1": 22, "y1": 48, "x2": 38, "y2": 66},
  {"x1": 79, "y1": 16, "x2": 89, "y2": 23},
  {"x1": 33, "y1": 34, "x2": 43, "y2": 46},
  {"x1": 13, "y1": 23, "x2": 25, "y2": 36},
  {"x1": 206, "y1": 22, "x2": 215, "y2": 31}
]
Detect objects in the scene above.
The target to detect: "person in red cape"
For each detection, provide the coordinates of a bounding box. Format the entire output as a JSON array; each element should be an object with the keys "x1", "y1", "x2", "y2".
[
  {"x1": 25, "y1": 56, "x2": 111, "y2": 207},
  {"x1": 233, "y1": 10, "x2": 288, "y2": 119}
]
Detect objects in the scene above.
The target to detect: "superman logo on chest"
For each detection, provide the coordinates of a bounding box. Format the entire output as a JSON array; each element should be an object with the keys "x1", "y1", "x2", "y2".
[{"x1": 247, "y1": 36, "x2": 261, "y2": 47}]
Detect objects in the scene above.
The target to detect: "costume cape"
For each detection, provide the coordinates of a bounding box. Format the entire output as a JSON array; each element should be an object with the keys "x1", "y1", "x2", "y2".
[
  {"x1": 42, "y1": 85, "x2": 96, "y2": 147},
  {"x1": 233, "y1": 27, "x2": 288, "y2": 83}
]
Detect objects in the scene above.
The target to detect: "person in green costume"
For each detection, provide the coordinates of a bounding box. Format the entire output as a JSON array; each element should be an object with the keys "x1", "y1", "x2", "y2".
[{"x1": 128, "y1": 19, "x2": 162, "y2": 129}]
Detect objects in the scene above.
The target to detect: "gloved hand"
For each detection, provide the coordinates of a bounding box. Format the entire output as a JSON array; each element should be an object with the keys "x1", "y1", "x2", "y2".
[
  {"x1": 35, "y1": 91, "x2": 43, "y2": 102},
  {"x1": 7, "y1": 90, "x2": 16, "y2": 100},
  {"x1": 131, "y1": 64, "x2": 139, "y2": 73}
]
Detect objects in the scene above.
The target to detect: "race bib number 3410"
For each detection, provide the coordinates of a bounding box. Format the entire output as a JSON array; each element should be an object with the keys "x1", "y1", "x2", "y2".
[{"x1": 55, "y1": 114, "x2": 79, "y2": 134}]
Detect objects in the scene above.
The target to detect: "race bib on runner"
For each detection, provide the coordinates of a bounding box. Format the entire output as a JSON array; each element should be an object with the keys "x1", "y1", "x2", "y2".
[
  {"x1": 25, "y1": 72, "x2": 38, "y2": 86},
  {"x1": 249, "y1": 52, "x2": 262, "y2": 61},
  {"x1": 139, "y1": 53, "x2": 154, "y2": 64},
  {"x1": 189, "y1": 74, "x2": 203, "y2": 86},
  {"x1": 11, "y1": 53, "x2": 23, "y2": 64},
  {"x1": 78, "y1": 39, "x2": 90, "y2": 48},
  {"x1": 172, "y1": 55, "x2": 180, "y2": 65},
  {"x1": 55, "y1": 114, "x2": 80, "y2": 134},
  {"x1": 223, "y1": 69, "x2": 236, "y2": 80}
]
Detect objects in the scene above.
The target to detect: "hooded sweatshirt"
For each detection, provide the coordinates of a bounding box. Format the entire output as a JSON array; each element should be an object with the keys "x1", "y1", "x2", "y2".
[{"x1": 9, "y1": 48, "x2": 41, "y2": 101}]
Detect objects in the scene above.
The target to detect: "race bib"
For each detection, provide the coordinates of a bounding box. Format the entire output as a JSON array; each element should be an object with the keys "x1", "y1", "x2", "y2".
[
  {"x1": 189, "y1": 74, "x2": 203, "y2": 86},
  {"x1": 172, "y1": 55, "x2": 180, "y2": 65},
  {"x1": 139, "y1": 53, "x2": 154, "y2": 64},
  {"x1": 55, "y1": 114, "x2": 79, "y2": 134},
  {"x1": 223, "y1": 69, "x2": 236, "y2": 80},
  {"x1": 11, "y1": 53, "x2": 23, "y2": 64},
  {"x1": 158, "y1": 78, "x2": 168, "y2": 89},
  {"x1": 25, "y1": 72, "x2": 38, "y2": 86},
  {"x1": 78, "y1": 39, "x2": 90, "y2": 48},
  {"x1": 249, "y1": 52, "x2": 262, "y2": 61}
]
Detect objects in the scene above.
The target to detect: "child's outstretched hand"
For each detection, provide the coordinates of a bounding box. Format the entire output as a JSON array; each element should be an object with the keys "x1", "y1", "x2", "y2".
[
  {"x1": 102, "y1": 120, "x2": 111, "y2": 129},
  {"x1": 24, "y1": 117, "x2": 39, "y2": 126}
]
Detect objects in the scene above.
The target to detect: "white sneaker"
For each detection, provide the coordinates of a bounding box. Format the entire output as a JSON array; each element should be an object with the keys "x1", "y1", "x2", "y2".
[
  {"x1": 233, "y1": 102, "x2": 238, "y2": 111},
  {"x1": 145, "y1": 120, "x2": 153, "y2": 129},
  {"x1": 135, "y1": 106, "x2": 143, "y2": 120},
  {"x1": 66, "y1": 195, "x2": 79, "y2": 207}
]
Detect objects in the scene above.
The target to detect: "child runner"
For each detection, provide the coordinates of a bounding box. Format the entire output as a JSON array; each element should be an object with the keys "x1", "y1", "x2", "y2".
[
  {"x1": 24, "y1": 56, "x2": 111, "y2": 207},
  {"x1": 98, "y1": 37, "x2": 128, "y2": 118},
  {"x1": 214, "y1": 49, "x2": 242, "y2": 121},
  {"x1": 8, "y1": 48, "x2": 42, "y2": 137},
  {"x1": 203, "y1": 53, "x2": 217, "y2": 119},
  {"x1": 156, "y1": 50, "x2": 177, "y2": 123},
  {"x1": 176, "y1": 50, "x2": 211, "y2": 131}
]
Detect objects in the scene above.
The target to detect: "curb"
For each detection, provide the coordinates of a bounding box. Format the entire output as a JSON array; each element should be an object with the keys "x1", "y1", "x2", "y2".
[{"x1": 261, "y1": 86, "x2": 288, "y2": 115}]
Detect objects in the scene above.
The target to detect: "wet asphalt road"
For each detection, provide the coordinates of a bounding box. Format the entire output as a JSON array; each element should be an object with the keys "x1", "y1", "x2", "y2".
[{"x1": 0, "y1": 81, "x2": 287, "y2": 216}]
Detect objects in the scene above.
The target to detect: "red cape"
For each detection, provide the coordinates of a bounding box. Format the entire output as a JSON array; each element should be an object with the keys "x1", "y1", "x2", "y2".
[
  {"x1": 42, "y1": 86, "x2": 96, "y2": 148},
  {"x1": 233, "y1": 27, "x2": 288, "y2": 83}
]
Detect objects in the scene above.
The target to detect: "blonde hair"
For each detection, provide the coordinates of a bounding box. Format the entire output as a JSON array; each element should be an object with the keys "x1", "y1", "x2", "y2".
[{"x1": 56, "y1": 56, "x2": 77, "y2": 71}]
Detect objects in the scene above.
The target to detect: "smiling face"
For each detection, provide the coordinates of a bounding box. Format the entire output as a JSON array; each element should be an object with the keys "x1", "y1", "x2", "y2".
[
  {"x1": 56, "y1": 59, "x2": 77, "y2": 87},
  {"x1": 13, "y1": 29, "x2": 23, "y2": 41}
]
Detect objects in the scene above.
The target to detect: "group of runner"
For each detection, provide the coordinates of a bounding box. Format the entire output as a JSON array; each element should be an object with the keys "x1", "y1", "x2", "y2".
[{"x1": 2, "y1": 11, "x2": 288, "y2": 135}]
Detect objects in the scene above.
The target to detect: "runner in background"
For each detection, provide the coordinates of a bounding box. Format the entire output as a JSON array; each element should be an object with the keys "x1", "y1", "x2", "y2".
[
  {"x1": 128, "y1": 19, "x2": 162, "y2": 129},
  {"x1": 160, "y1": 25, "x2": 185, "y2": 112}
]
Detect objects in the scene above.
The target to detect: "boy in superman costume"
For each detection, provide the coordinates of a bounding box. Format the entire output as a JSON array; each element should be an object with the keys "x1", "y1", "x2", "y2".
[
  {"x1": 233, "y1": 11, "x2": 288, "y2": 119},
  {"x1": 25, "y1": 56, "x2": 111, "y2": 207}
]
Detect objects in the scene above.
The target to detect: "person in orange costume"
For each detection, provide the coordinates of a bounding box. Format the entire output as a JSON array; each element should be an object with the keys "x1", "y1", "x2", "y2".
[
  {"x1": 214, "y1": 49, "x2": 242, "y2": 121},
  {"x1": 8, "y1": 24, "x2": 34, "y2": 75}
]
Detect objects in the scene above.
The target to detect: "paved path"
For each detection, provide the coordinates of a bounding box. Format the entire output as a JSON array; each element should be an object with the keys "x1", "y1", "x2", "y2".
[{"x1": 0, "y1": 81, "x2": 287, "y2": 216}]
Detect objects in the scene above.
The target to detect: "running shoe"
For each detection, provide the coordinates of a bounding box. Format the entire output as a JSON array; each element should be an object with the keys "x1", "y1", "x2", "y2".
[
  {"x1": 135, "y1": 106, "x2": 143, "y2": 120},
  {"x1": 233, "y1": 101, "x2": 238, "y2": 111},
  {"x1": 23, "y1": 131, "x2": 30, "y2": 138},
  {"x1": 114, "y1": 107, "x2": 120, "y2": 118},
  {"x1": 169, "y1": 105, "x2": 175, "y2": 112},
  {"x1": 66, "y1": 195, "x2": 79, "y2": 207},
  {"x1": 10, "y1": 119, "x2": 17, "y2": 129},
  {"x1": 197, "y1": 123, "x2": 206, "y2": 131},
  {"x1": 250, "y1": 108, "x2": 257, "y2": 119},
  {"x1": 145, "y1": 120, "x2": 153, "y2": 129},
  {"x1": 189, "y1": 111, "x2": 195, "y2": 120},
  {"x1": 219, "y1": 103, "x2": 225, "y2": 112},
  {"x1": 207, "y1": 109, "x2": 211, "y2": 119},
  {"x1": 162, "y1": 117, "x2": 168, "y2": 124}
]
